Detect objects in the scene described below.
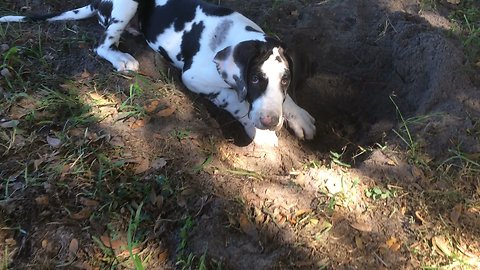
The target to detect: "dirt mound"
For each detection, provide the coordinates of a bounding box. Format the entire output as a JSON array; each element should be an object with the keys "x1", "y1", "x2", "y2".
[{"x1": 273, "y1": 0, "x2": 479, "y2": 159}]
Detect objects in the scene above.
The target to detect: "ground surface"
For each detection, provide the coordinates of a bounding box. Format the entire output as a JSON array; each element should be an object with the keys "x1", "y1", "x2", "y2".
[{"x1": 0, "y1": 0, "x2": 479, "y2": 269}]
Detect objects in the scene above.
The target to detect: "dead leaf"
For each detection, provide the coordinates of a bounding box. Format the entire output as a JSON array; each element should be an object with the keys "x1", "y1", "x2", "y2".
[
  {"x1": 239, "y1": 213, "x2": 258, "y2": 238},
  {"x1": 350, "y1": 221, "x2": 372, "y2": 232},
  {"x1": 295, "y1": 173, "x2": 306, "y2": 186},
  {"x1": 411, "y1": 166, "x2": 424, "y2": 180},
  {"x1": 42, "y1": 239, "x2": 48, "y2": 249},
  {"x1": 69, "y1": 238, "x2": 79, "y2": 255},
  {"x1": 80, "y1": 197, "x2": 99, "y2": 207},
  {"x1": 151, "y1": 158, "x2": 167, "y2": 170},
  {"x1": 386, "y1": 237, "x2": 401, "y2": 251},
  {"x1": 69, "y1": 128, "x2": 85, "y2": 138},
  {"x1": 47, "y1": 135, "x2": 62, "y2": 148},
  {"x1": 415, "y1": 211, "x2": 428, "y2": 225},
  {"x1": 109, "y1": 136, "x2": 124, "y2": 148},
  {"x1": 100, "y1": 235, "x2": 126, "y2": 250},
  {"x1": 156, "y1": 106, "x2": 176, "y2": 117},
  {"x1": 309, "y1": 218, "x2": 319, "y2": 225},
  {"x1": 0, "y1": 120, "x2": 19, "y2": 128},
  {"x1": 295, "y1": 209, "x2": 311, "y2": 217},
  {"x1": 35, "y1": 195, "x2": 49, "y2": 206},
  {"x1": 432, "y1": 236, "x2": 452, "y2": 257},
  {"x1": 71, "y1": 208, "x2": 92, "y2": 220},
  {"x1": 131, "y1": 119, "x2": 146, "y2": 129},
  {"x1": 5, "y1": 238, "x2": 16, "y2": 246},
  {"x1": 355, "y1": 235, "x2": 364, "y2": 249},
  {"x1": 100, "y1": 235, "x2": 110, "y2": 247},
  {"x1": 254, "y1": 212, "x2": 266, "y2": 225},
  {"x1": 34, "y1": 159, "x2": 44, "y2": 171},
  {"x1": 155, "y1": 195, "x2": 164, "y2": 208},
  {"x1": 134, "y1": 158, "x2": 150, "y2": 174},
  {"x1": 446, "y1": 0, "x2": 461, "y2": 4},
  {"x1": 450, "y1": 204, "x2": 463, "y2": 224},
  {"x1": 144, "y1": 100, "x2": 160, "y2": 114},
  {"x1": 158, "y1": 249, "x2": 169, "y2": 263},
  {"x1": 81, "y1": 70, "x2": 91, "y2": 79}
]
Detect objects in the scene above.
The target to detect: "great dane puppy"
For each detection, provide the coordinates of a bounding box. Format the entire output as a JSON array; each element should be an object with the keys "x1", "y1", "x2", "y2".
[{"x1": 0, "y1": 0, "x2": 316, "y2": 146}]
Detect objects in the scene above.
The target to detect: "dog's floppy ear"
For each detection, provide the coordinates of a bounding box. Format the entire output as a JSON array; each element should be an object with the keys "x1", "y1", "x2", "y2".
[
  {"x1": 283, "y1": 46, "x2": 312, "y2": 99},
  {"x1": 214, "y1": 41, "x2": 260, "y2": 102}
]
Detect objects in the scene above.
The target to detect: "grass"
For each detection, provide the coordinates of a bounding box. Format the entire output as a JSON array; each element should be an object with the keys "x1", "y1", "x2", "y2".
[
  {"x1": 127, "y1": 202, "x2": 146, "y2": 270},
  {"x1": 449, "y1": 0, "x2": 480, "y2": 64},
  {"x1": 420, "y1": 0, "x2": 480, "y2": 64}
]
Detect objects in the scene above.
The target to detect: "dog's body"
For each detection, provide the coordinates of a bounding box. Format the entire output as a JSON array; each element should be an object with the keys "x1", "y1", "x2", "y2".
[{"x1": 0, "y1": 0, "x2": 316, "y2": 146}]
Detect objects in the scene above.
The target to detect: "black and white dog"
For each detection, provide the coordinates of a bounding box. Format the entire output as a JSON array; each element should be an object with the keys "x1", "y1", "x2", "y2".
[{"x1": 0, "y1": 0, "x2": 316, "y2": 146}]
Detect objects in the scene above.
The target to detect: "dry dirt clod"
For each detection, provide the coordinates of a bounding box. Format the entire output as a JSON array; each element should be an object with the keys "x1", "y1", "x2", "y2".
[
  {"x1": 134, "y1": 157, "x2": 150, "y2": 174},
  {"x1": 450, "y1": 204, "x2": 463, "y2": 224},
  {"x1": 47, "y1": 136, "x2": 62, "y2": 148},
  {"x1": 350, "y1": 221, "x2": 373, "y2": 232},
  {"x1": 0, "y1": 120, "x2": 19, "y2": 128},
  {"x1": 1, "y1": 68, "x2": 12, "y2": 78},
  {"x1": 70, "y1": 208, "x2": 93, "y2": 220},
  {"x1": 0, "y1": 44, "x2": 9, "y2": 53},
  {"x1": 69, "y1": 238, "x2": 79, "y2": 255},
  {"x1": 35, "y1": 195, "x2": 49, "y2": 206},
  {"x1": 156, "y1": 106, "x2": 176, "y2": 117}
]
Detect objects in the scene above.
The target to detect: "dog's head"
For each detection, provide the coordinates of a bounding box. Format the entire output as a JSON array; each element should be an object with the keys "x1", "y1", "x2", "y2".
[{"x1": 214, "y1": 39, "x2": 292, "y2": 131}]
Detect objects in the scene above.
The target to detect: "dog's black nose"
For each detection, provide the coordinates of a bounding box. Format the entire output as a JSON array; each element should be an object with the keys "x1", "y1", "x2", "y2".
[{"x1": 260, "y1": 114, "x2": 279, "y2": 130}]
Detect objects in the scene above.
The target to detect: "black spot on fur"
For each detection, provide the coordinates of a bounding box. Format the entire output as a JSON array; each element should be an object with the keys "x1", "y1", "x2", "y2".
[
  {"x1": 245, "y1": 26, "x2": 261, "y2": 33},
  {"x1": 159, "y1": 46, "x2": 173, "y2": 63},
  {"x1": 181, "y1": 21, "x2": 205, "y2": 71},
  {"x1": 141, "y1": 0, "x2": 234, "y2": 44},
  {"x1": 210, "y1": 19, "x2": 233, "y2": 50},
  {"x1": 109, "y1": 44, "x2": 119, "y2": 50},
  {"x1": 219, "y1": 102, "x2": 229, "y2": 109},
  {"x1": 73, "y1": 10, "x2": 79, "y2": 14},
  {"x1": 202, "y1": 92, "x2": 220, "y2": 100},
  {"x1": 214, "y1": 46, "x2": 231, "y2": 61},
  {"x1": 27, "y1": 12, "x2": 62, "y2": 21},
  {"x1": 231, "y1": 39, "x2": 288, "y2": 103},
  {"x1": 97, "y1": 1, "x2": 113, "y2": 19},
  {"x1": 221, "y1": 71, "x2": 228, "y2": 79},
  {"x1": 176, "y1": 53, "x2": 182, "y2": 61}
]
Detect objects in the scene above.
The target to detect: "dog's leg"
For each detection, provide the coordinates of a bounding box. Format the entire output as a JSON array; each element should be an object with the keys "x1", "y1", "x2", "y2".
[
  {"x1": 181, "y1": 67, "x2": 278, "y2": 146},
  {"x1": 94, "y1": 0, "x2": 139, "y2": 72},
  {"x1": 283, "y1": 94, "x2": 316, "y2": 140}
]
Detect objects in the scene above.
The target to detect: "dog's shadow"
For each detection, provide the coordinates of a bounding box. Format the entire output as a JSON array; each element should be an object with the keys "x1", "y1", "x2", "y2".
[{"x1": 200, "y1": 99, "x2": 253, "y2": 147}]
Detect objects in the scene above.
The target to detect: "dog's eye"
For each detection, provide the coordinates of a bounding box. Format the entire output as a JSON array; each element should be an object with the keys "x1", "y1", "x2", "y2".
[
  {"x1": 281, "y1": 76, "x2": 289, "y2": 86},
  {"x1": 251, "y1": 75, "x2": 260, "y2": 84}
]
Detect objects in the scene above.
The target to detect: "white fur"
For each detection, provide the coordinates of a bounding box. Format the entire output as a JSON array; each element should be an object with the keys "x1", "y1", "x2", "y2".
[
  {"x1": 46, "y1": 6, "x2": 96, "y2": 21},
  {"x1": 283, "y1": 95, "x2": 316, "y2": 140},
  {"x1": 253, "y1": 129, "x2": 279, "y2": 147},
  {"x1": 250, "y1": 47, "x2": 287, "y2": 130},
  {"x1": 0, "y1": 0, "x2": 316, "y2": 145},
  {"x1": 0, "y1": 16, "x2": 25, "y2": 22}
]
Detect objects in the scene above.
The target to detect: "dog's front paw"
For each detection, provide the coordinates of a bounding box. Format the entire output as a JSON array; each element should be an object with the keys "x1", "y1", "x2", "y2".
[
  {"x1": 253, "y1": 129, "x2": 278, "y2": 147},
  {"x1": 113, "y1": 53, "x2": 140, "y2": 72},
  {"x1": 286, "y1": 108, "x2": 316, "y2": 140}
]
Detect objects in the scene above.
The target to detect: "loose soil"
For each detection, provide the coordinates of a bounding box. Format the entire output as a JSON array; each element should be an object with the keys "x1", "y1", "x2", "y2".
[{"x1": 1, "y1": 0, "x2": 479, "y2": 269}]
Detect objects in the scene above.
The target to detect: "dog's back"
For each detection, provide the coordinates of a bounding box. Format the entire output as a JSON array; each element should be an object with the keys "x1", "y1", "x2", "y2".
[{"x1": 141, "y1": 0, "x2": 265, "y2": 72}]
